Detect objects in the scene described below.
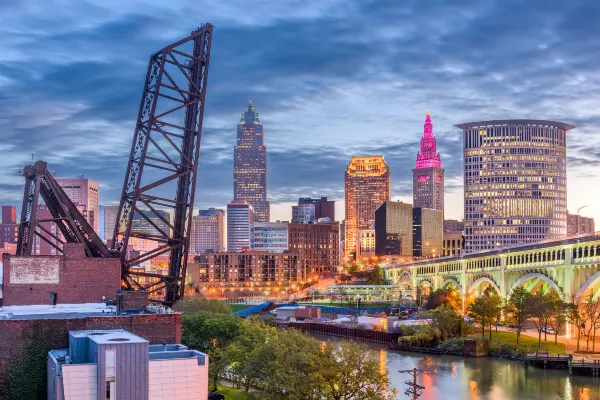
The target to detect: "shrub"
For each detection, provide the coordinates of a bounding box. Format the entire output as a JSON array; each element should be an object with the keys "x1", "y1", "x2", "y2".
[
  {"x1": 398, "y1": 325, "x2": 440, "y2": 346},
  {"x1": 487, "y1": 342, "x2": 528, "y2": 359},
  {"x1": 439, "y1": 337, "x2": 465, "y2": 353}
]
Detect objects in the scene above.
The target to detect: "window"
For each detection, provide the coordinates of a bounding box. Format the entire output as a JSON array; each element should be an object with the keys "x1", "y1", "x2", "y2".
[{"x1": 105, "y1": 350, "x2": 116, "y2": 400}]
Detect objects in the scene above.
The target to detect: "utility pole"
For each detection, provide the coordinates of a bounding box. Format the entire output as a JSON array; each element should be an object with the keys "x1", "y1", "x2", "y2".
[{"x1": 399, "y1": 368, "x2": 432, "y2": 399}]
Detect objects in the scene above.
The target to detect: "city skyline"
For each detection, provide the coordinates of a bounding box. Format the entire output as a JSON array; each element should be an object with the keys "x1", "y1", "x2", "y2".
[{"x1": 1, "y1": 1, "x2": 600, "y2": 227}]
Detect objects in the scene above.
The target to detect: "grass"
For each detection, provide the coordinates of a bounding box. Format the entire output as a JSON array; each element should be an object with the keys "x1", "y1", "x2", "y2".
[
  {"x1": 300, "y1": 302, "x2": 391, "y2": 309},
  {"x1": 213, "y1": 384, "x2": 251, "y2": 400},
  {"x1": 228, "y1": 304, "x2": 254, "y2": 313},
  {"x1": 468, "y1": 330, "x2": 567, "y2": 354}
]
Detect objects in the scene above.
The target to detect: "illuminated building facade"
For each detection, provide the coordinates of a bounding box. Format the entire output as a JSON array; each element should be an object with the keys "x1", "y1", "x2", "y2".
[
  {"x1": 413, "y1": 112, "x2": 444, "y2": 212},
  {"x1": 190, "y1": 208, "x2": 225, "y2": 254},
  {"x1": 456, "y1": 119, "x2": 574, "y2": 253},
  {"x1": 356, "y1": 229, "x2": 376, "y2": 262},
  {"x1": 412, "y1": 208, "x2": 443, "y2": 258},
  {"x1": 288, "y1": 221, "x2": 339, "y2": 276},
  {"x1": 375, "y1": 201, "x2": 413, "y2": 257},
  {"x1": 103, "y1": 205, "x2": 119, "y2": 242},
  {"x1": 344, "y1": 156, "x2": 390, "y2": 257},
  {"x1": 227, "y1": 201, "x2": 255, "y2": 252},
  {"x1": 194, "y1": 251, "x2": 304, "y2": 296},
  {"x1": 251, "y1": 222, "x2": 289, "y2": 253},
  {"x1": 234, "y1": 101, "x2": 269, "y2": 222},
  {"x1": 443, "y1": 231, "x2": 464, "y2": 257}
]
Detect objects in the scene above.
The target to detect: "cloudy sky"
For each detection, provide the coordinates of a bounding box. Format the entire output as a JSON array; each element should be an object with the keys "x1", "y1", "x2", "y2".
[{"x1": 1, "y1": 0, "x2": 599, "y2": 225}]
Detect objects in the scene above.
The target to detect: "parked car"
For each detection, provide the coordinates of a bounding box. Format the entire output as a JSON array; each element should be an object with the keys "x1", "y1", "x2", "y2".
[
  {"x1": 208, "y1": 393, "x2": 225, "y2": 400},
  {"x1": 544, "y1": 328, "x2": 555, "y2": 334}
]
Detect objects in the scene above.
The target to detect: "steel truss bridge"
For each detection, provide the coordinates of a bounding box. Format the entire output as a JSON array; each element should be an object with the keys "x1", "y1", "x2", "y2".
[{"x1": 383, "y1": 235, "x2": 600, "y2": 303}]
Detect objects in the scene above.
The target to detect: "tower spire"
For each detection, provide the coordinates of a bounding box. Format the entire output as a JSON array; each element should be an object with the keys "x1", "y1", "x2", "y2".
[{"x1": 415, "y1": 111, "x2": 441, "y2": 169}]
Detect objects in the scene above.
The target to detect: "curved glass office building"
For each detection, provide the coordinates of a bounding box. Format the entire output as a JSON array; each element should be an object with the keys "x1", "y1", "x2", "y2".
[{"x1": 455, "y1": 119, "x2": 575, "y2": 253}]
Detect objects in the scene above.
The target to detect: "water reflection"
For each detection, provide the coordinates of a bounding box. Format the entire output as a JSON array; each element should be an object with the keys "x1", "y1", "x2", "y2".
[{"x1": 315, "y1": 335, "x2": 600, "y2": 400}]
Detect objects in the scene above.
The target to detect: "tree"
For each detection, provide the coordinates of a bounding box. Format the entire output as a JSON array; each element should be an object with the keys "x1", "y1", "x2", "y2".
[
  {"x1": 566, "y1": 296, "x2": 585, "y2": 352},
  {"x1": 181, "y1": 311, "x2": 241, "y2": 353},
  {"x1": 320, "y1": 342, "x2": 397, "y2": 400},
  {"x1": 468, "y1": 297, "x2": 493, "y2": 338},
  {"x1": 398, "y1": 325, "x2": 441, "y2": 346},
  {"x1": 547, "y1": 295, "x2": 567, "y2": 345},
  {"x1": 504, "y1": 287, "x2": 532, "y2": 344},
  {"x1": 173, "y1": 297, "x2": 233, "y2": 315},
  {"x1": 422, "y1": 305, "x2": 461, "y2": 340},
  {"x1": 528, "y1": 290, "x2": 552, "y2": 350},
  {"x1": 467, "y1": 288, "x2": 502, "y2": 339},
  {"x1": 581, "y1": 295, "x2": 600, "y2": 351},
  {"x1": 424, "y1": 288, "x2": 461, "y2": 311}
]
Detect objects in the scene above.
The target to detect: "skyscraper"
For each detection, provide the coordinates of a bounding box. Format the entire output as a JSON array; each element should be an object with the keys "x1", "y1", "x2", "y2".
[
  {"x1": 103, "y1": 205, "x2": 119, "y2": 242},
  {"x1": 412, "y1": 207, "x2": 443, "y2": 258},
  {"x1": 344, "y1": 156, "x2": 391, "y2": 257},
  {"x1": 375, "y1": 201, "x2": 413, "y2": 257},
  {"x1": 413, "y1": 112, "x2": 444, "y2": 212},
  {"x1": 456, "y1": 119, "x2": 573, "y2": 252},
  {"x1": 227, "y1": 201, "x2": 255, "y2": 252},
  {"x1": 190, "y1": 208, "x2": 225, "y2": 254},
  {"x1": 56, "y1": 176, "x2": 100, "y2": 233},
  {"x1": 234, "y1": 101, "x2": 269, "y2": 222}
]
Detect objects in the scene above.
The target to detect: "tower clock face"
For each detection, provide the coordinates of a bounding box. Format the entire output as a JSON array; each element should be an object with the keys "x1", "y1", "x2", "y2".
[{"x1": 436, "y1": 175, "x2": 443, "y2": 183}]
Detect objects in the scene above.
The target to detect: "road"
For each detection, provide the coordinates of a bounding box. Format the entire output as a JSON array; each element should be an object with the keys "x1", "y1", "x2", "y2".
[{"x1": 494, "y1": 325, "x2": 600, "y2": 356}]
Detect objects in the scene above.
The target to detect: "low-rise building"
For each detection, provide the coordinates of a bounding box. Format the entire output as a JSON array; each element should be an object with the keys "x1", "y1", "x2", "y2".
[
  {"x1": 48, "y1": 329, "x2": 208, "y2": 400},
  {"x1": 194, "y1": 251, "x2": 304, "y2": 297},
  {"x1": 443, "y1": 231, "x2": 464, "y2": 257},
  {"x1": 567, "y1": 211, "x2": 596, "y2": 236},
  {"x1": 288, "y1": 221, "x2": 340, "y2": 277}
]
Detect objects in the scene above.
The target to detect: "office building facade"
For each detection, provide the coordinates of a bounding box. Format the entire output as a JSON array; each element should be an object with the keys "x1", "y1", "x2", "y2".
[
  {"x1": 56, "y1": 177, "x2": 100, "y2": 234},
  {"x1": 567, "y1": 212, "x2": 596, "y2": 236},
  {"x1": 297, "y1": 197, "x2": 335, "y2": 220},
  {"x1": 444, "y1": 219, "x2": 464, "y2": 233},
  {"x1": 251, "y1": 222, "x2": 289, "y2": 252},
  {"x1": 227, "y1": 201, "x2": 255, "y2": 252},
  {"x1": 0, "y1": 205, "x2": 18, "y2": 244},
  {"x1": 413, "y1": 112, "x2": 444, "y2": 212},
  {"x1": 103, "y1": 205, "x2": 119, "y2": 242},
  {"x1": 288, "y1": 221, "x2": 339, "y2": 276},
  {"x1": 292, "y1": 203, "x2": 315, "y2": 224},
  {"x1": 234, "y1": 101, "x2": 269, "y2": 222},
  {"x1": 412, "y1": 207, "x2": 443, "y2": 258},
  {"x1": 375, "y1": 201, "x2": 414, "y2": 257},
  {"x1": 356, "y1": 229, "x2": 376, "y2": 262},
  {"x1": 190, "y1": 208, "x2": 224, "y2": 254},
  {"x1": 443, "y1": 231, "x2": 464, "y2": 257},
  {"x1": 344, "y1": 156, "x2": 390, "y2": 257},
  {"x1": 456, "y1": 119, "x2": 574, "y2": 253}
]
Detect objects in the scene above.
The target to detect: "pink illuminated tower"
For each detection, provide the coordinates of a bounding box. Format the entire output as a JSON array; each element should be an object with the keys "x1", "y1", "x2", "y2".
[{"x1": 412, "y1": 111, "x2": 444, "y2": 212}]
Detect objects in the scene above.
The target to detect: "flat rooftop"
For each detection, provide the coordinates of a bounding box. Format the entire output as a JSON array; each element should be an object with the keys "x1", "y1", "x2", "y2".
[
  {"x1": 0, "y1": 303, "x2": 117, "y2": 320},
  {"x1": 70, "y1": 329, "x2": 148, "y2": 345}
]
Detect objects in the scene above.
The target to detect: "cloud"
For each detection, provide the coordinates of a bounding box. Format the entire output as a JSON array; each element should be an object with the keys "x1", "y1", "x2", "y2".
[{"x1": 1, "y1": 0, "x2": 600, "y2": 224}]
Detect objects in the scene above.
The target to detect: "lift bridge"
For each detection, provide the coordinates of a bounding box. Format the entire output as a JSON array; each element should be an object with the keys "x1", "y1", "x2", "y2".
[{"x1": 16, "y1": 25, "x2": 213, "y2": 304}]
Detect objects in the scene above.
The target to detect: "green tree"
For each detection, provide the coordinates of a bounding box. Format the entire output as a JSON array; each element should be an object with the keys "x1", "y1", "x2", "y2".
[
  {"x1": 181, "y1": 311, "x2": 241, "y2": 353},
  {"x1": 468, "y1": 297, "x2": 493, "y2": 338},
  {"x1": 173, "y1": 297, "x2": 233, "y2": 314},
  {"x1": 528, "y1": 290, "x2": 552, "y2": 349},
  {"x1": 424, "y1": 288, "x2": 461, "y2": 311},
  {"x1": 547, "y1": 297, "x2": 567, "y2": 345},
  {"x1": 566, "y1": 296, "x2": 584, "y2": 351},
  {"x1": 320, "y1": 342, "x2": 397, "y2": 400},
  {"x1": 504, "y1": 287, "x2": 532, "y2": 344},
  {"x1": 421, "y1": 305, "x2": 461, "y2": 340}
]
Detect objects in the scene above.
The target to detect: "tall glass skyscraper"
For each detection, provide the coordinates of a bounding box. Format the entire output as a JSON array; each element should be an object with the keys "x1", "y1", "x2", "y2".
[
  {"x1": 234, "y1": 101, "x2": 269, "y2": 222},
  {"x1": 455, "y1": 119, "x2": 574, "y2": 253}
]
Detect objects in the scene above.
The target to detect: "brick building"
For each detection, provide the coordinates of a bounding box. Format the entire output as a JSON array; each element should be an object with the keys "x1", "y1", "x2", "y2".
[
  {"x1": 0, "y1": 206, "x2": 18, "y2": 244},
  {"x1": 288, "y1": 221, "x2": 339, "y2": 277},
  {"x1": 191, "y1": 251, "x2": 303, "y2": 297},
  {"x1": 1, "y1": 243, "x2": 120, "y2": 306}
]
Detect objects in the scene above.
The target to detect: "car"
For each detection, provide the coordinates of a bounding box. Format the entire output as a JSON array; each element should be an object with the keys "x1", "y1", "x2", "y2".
[
  {"x1": 544, "y1": 328, "x2": 555, "y2": 334},
  {"x1": 208, "y1": 393, "x2": 225, "y2": 400}
]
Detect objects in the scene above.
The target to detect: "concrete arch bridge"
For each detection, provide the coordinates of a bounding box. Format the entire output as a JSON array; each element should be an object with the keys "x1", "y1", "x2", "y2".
[{"x1": 383, "y1": 235, "x2": 600, "y2": 302}]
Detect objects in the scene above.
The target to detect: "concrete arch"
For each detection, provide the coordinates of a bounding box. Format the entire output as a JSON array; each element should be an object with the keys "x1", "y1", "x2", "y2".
[
  {"x1": 510, "y1": 273, "x2": 563, "y2": 298},
  {"x1": 575, "y1": 271, "x2": 600, "y2": 300},
  {"x1": 468, "y1": 277, "x2": 501, "y2": 296},
  {"x1": 442, "y1": 277, "x2": 462, "y2": 291},
  {"x1": 418, "y1": 278, "x2": 433, "y2": 287},
  {"x1": 398, "y1": 269, "x2": 412, "y2": 282}
]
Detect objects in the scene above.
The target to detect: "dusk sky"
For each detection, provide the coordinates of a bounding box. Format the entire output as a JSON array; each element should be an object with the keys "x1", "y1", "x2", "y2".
[{"x1": 2, "y1": 0, "x2": 599, "y2": 225}]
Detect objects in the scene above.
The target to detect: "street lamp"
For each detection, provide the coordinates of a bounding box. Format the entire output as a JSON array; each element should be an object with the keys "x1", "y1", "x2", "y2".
[{"x1": 576, "y1": 205, "x2": 589, "y2": 237}]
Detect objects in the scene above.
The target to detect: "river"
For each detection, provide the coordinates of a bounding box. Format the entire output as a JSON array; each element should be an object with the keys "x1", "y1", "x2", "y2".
[{"x1": 314, "y1": 335, "x2": 600, "y2": 400}]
